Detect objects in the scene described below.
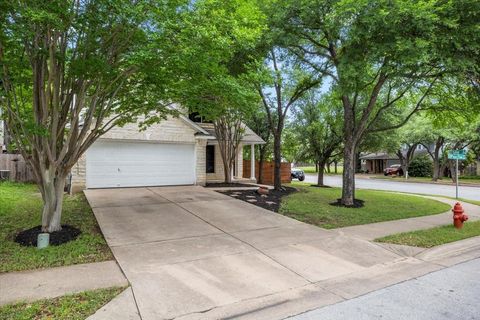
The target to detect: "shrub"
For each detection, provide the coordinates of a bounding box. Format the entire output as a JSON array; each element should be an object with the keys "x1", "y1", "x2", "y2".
[{"x1": 408, "y1": 155, "x2": 433, "y2": 177}]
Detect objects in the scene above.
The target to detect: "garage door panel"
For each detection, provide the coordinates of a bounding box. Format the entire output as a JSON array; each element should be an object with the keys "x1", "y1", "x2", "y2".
[{"x1": 86, "y1": 140, "x2": 195, "y2": 188}]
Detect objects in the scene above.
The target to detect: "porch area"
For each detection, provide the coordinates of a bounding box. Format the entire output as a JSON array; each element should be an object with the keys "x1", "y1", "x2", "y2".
[{"x1": 205, "y1": 143, "x2": 260, "y2": 184}]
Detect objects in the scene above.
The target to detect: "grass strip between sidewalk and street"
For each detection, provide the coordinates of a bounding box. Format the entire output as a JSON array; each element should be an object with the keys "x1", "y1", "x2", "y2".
[
  {"x1": 444, "y1": 197, "x2": 480, "y2": 206},
  {"x1": 0, "y1": 182, "x2": 113, "y2": 273},
  {"x1": 370, "y1": 175, "x2": 480, "y2": 186},
  {"x1": 375, "y1": 220, "x2": 480, "y2": 248},
  {"x1": 297, "y1": 166, "x2": 343, "y2": 174},
  {"x1": 389, "y1": 191, "x2": 480, "y2": 207},
  {"x1": 280, "y1": 183, "x2": 451, "y2": 229},
  {"x1": 0, "y1": 287, "x2": 125, "y2": 320}
]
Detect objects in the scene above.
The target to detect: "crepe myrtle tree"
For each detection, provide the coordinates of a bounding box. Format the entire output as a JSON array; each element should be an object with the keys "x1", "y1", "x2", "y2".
[
  {"x1": 0, "y1": 0, "x2": 181, "y2": 232},
  {"x1": 214, "y1": 109, "x2": 246, "y2": 184},
  {"x1": 183, "y1": 75, "x2": 258, "y2": 184},
  {"x1": 167, "y1": 0, "x2": 265, "y2": 183}
]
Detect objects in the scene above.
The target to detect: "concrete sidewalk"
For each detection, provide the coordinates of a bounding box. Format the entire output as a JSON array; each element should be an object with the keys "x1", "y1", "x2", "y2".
[
  {"x1": 337, "y1": 197, "x2": 480, "y2": 240},
  {"x1": 0, "y1": 260, "x2": 127, "y2": 306},
  {"x1": 87, "y1": 287, "x2": 140, "y2": 320}
]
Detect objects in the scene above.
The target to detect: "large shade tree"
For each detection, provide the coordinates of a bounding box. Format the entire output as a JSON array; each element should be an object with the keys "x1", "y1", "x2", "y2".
[
  {"x1": 256, "y1": 48, "x2": 321, "y2": 190},
  {"x1": 292, "y1": 91, "x2": 343, "y2": 186},
  {"x1": 421, "y1": 79, "x2": 480, "y2": 181},
  {"x1": 0, "y1": 0, "x2": 183, "y2": 232},
  {"x1": 271, "y1": 0, "x2": 479, "y2": 205}
]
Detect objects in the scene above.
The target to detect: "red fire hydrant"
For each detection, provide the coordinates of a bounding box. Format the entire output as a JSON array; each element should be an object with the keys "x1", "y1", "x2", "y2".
[{"x1": 452, "y1": 202, "x2": 468, "y2": 229}]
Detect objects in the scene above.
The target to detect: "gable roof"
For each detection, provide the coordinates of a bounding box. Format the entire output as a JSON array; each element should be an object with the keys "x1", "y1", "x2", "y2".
[
  {"x1": 360, "y1": 152, "x2": 398, "y2": 160},
  {"x1": 195, "y1": 122, "x2": 265, "y2": 144},
  {"x1": 178, "y1": 115, "x2": 210, "y2": 135}
]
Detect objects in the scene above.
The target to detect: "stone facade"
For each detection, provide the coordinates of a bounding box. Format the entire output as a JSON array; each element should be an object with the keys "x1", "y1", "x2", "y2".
[
  {"x1": 236, "y1": 143, "x2": 243, "y2": 178},
  {"x1": 195, "y1": 139, "x2": 207, "y2": 186},
  {"x1": 205, "y1": 142, "x2": 244, "y2": 183},
  {"x1": 70, "y1": 153, "x2": 87, "y2": 194},
  {"x1": 100, "y1": 117, "x2": 196, "y2": 143}
]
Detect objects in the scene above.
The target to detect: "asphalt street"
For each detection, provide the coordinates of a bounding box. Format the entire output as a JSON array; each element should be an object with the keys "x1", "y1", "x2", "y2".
[
  {"x1": 288, "y1": 258, "x2": 480, "y2": 320},
  {"x1": 304, "y1": 174, "x2": 480, "y2": 201}
]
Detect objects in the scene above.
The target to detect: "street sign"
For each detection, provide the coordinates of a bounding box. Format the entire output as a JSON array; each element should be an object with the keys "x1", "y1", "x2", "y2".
[
  {"x1": 448, "y1": 149, "x2": 467, "y2": 160},
  {"x1": 447, "y1": 149, "x2": 467, "y2": 199}
]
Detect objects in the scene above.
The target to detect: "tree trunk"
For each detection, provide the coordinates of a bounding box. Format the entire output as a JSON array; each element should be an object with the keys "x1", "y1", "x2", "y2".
[
  {"x1": 439, "y1": 160, "x2": 447, "y2": 179},
  {"x1": 326, "y1": 161, "x2": 331, "y2": 173},
  {"x1": 317, "y1": 160, "x2": 326, "y2": 186},
  {"x1": 273, "y1": 133, "x2": 282, "y2": 190},
  {"x1": 431, "y1": 137, "x2": 444, "y2": 181},
  {"x1": 258, "y1": 145, "x2": 265, "y2": 184},
  {"x1": 341, "y1": 95, "x2": 357, "y2": 206},
  {"x1": 432, "y1": 155, "x2": 441, "y2": 181},
  {"x1": 396, "y1": 150, "x2": 406, "y2": 177},
  {"x1": 334, "y1": 160, "x2": 338, "y2": 173},
  {"x1": 315, "y1": 162, "x2": 318, "y2": 173},
  {"x1": 41, "y1": 170, "x2": 67, "y2": 232},
  {"x1": 341, "y1": 140, "x2": 356, "y2": 206},
  {"x1": 223, "y1": 161, "x2": 232, "y2": 183},
  {"x1": 355, "y1": 152, "x2": 362, "y2": 173},
  {"x1": 448, "y1": 160, "x2": 458, "y2": 183}
]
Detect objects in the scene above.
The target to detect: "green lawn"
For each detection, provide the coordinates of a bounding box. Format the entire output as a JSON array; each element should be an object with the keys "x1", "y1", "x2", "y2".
[
  {"x1": 372, "y1": 175, "x2": 480, "y2": 185},
  {"x1": 458, "y1": 198, "x2": 480, "y2": 206},
  {"x1": 0, "y1": 182, "x2": 113, "y2": 273},
  {"x1": 389, "y1": 192, "x2": 480, "y2": 207},
  {"x1": 0, "y1": 287, "x2": 125, "y2": 320},
  {"x1": 375, "y1": 220, "x2": 480, "y2": 248},
  {"x1": 297, "y1": 165, "x2": 343, "y2": 174},
  {"x1": 280, "y1": 184, "x2": 451, "y2": 229}
]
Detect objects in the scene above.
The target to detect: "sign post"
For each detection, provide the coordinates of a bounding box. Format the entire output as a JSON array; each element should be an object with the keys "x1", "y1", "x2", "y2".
[
  {"x1": 456, "y1": 158, "x2": 459, "y2": 199},
  {"x1": 448, "y1": 150, "x2": 467, "y2": 199}
]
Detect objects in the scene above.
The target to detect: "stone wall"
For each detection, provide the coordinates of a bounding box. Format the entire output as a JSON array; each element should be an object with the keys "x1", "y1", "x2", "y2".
[{"x1": 205, "y1": 143, "x2": 244, "y2": 183}]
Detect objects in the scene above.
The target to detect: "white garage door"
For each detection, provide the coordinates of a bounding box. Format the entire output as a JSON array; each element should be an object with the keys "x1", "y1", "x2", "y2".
[{"x1": 86, "y1": 140, "x2": 195, "y2": 188}]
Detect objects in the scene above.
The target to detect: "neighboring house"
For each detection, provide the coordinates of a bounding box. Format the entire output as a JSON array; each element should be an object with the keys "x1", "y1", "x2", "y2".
[
  {"x1": 360, "y1": 152, "x2": 400, "y2": 173},
  {"x1": 360, "y1": 145, "x2": 432, "y2": 174},
  {"x1": 70, "y1": 114, "x2": 264, "y2": 193}
]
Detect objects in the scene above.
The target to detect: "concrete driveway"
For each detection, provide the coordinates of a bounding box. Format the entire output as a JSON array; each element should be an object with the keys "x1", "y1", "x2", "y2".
[{"x1": 84, "y1": 186, "x2": 406, "y2": 320}]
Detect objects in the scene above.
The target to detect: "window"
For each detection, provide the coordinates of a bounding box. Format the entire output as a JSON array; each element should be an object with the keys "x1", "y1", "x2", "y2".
[
  {"x1": 188, "y1": 112, "x2": 202, "y2": 122},
  {"x1": 188, "y1": 112, "x2": 212, "y2": 123},
  {"x1": 206, "y1": 145, "x2": 215, "y2": 173}
]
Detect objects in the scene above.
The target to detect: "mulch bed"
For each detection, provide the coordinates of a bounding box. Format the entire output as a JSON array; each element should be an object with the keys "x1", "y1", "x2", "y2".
[
  {"x1": 206, "y1": 183, "x2": 256, "y2": 188},
  {"x1": 218, "y1": 186, "x2": 297, "y2": 212},
  {"x1": 329, "y1": 198, "x2": 365, "y2": 208},
  {"x1": 14, "y1": 225, "x2": 81, "y2": 247}
]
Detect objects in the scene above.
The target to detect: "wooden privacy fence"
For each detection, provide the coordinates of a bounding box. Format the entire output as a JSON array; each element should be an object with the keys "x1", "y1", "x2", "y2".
[
  {"x1": 0, "y1": 154, "x2": 35, "y2": 182},
  {"x1": 243, "y1": 160, "x2": 291, "y2": 185}
]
